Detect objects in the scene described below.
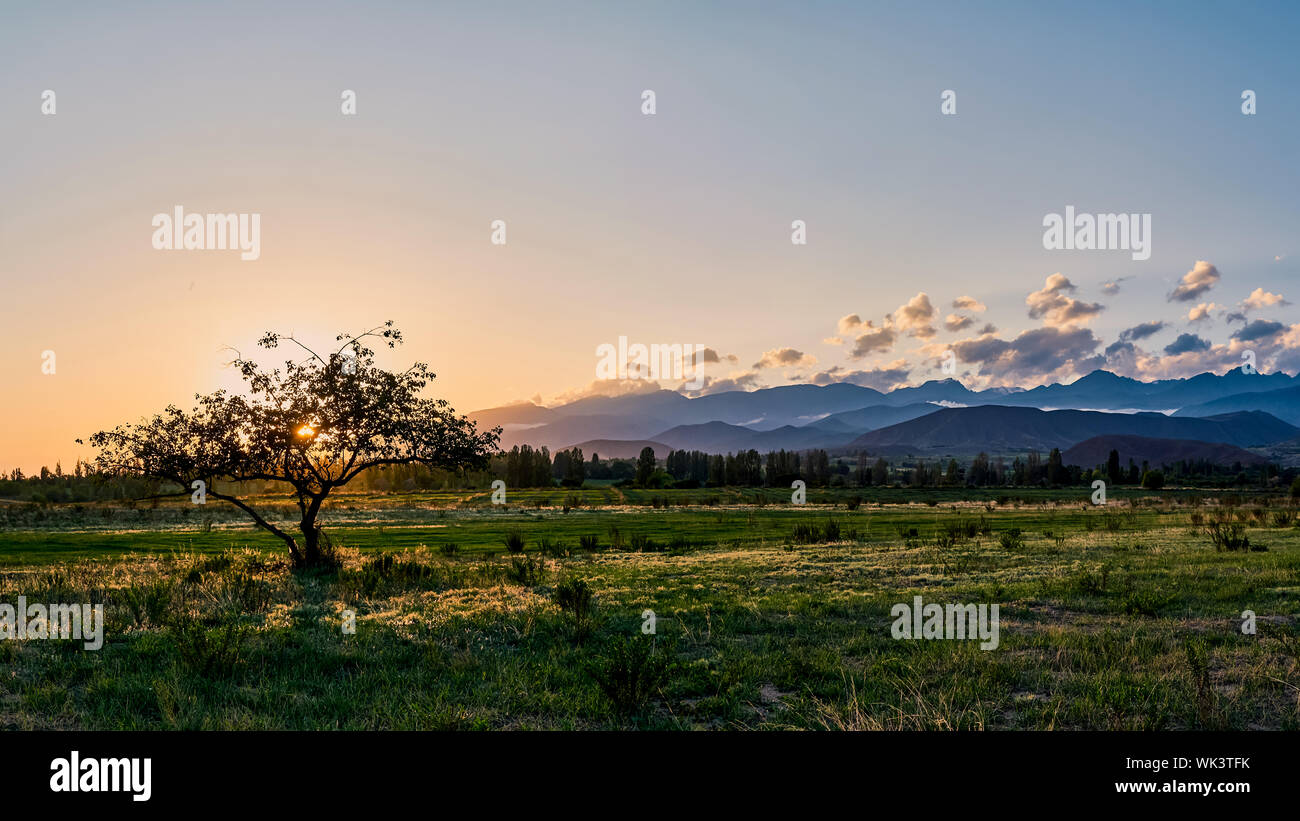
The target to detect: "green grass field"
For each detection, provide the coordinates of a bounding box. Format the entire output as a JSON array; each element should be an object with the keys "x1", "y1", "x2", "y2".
[{"x1": 1, "y1": 488, "x2": 1298, "y2": 730}]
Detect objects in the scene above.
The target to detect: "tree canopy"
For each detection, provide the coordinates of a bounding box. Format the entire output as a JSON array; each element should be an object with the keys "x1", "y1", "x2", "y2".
[{"x1": 82, "y1": 322, "x2": 499, "y2": 566}]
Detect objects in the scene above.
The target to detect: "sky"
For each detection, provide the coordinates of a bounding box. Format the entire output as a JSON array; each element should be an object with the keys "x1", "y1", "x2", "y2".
[{"x1": 2, "y1": 0, "x2": 1298, "y2": 472}]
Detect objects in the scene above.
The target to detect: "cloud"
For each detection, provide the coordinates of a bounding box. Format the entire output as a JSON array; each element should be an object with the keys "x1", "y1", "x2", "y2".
[
  {"x1": 1101, "y1": 278, "x2": 1129, "y2": 296},
  {"x1": 1118, "y1": 321, "x2": 1166, "y2": 343},
  {"x1": 944, "y1": 313, "x2": 975, "y2": 332},
  {"x1": 1168, "y1": 260, "x2": 1220, "y2": 302},
  {"x1": 1188, "y1": 302, "x2": 1217, "y2": 323},
  {"x1": 753, "y1": 347, "x2": 817, "y2": 369},
  {"x1": 1103, "y1": 319, "x2": 1300, "y2": 380},
  {"x1": 1163, "y1": 333, "x2": 1210, "y2": 355},
  {"x1": 696, "y1": 347, "x2": 738, "y2": 365},
  {"x1": 847, "y1": 322, "x2": 897, "y2": 359},
  {"x1": 838, "y1": 314, "x2": 865, "y2": 334},
  {"x1": 951, "y1": 325, "x2": 1102, "y2": 385},
  {"x1": 952, "y1": 296, "x2": 987, "y2": 312},
  {"x1": 550, "y1": 378, "x2": 664, "y2": 405},
  {"x1": 822, "y1": 336, "x2": 844, "y2": 346},
  {"x1": 808, "y1": 362, "x2": 912, "y2": 392},
  {"x1": 1025, "y1": 273, "x2": 1104, "y2": 327},
  {"x1": 891, "y1": 292, "x2": 937, "y2": 338},
  {"x1": 683, "y1": 372, "x2": 760, "y2": 396},
  {"x1": 1232, "y1": 319, "x2": 1286, "y2": 342},
  {"x1": 1241, "y1": 287, "x2": 1289, "y2": 310}
]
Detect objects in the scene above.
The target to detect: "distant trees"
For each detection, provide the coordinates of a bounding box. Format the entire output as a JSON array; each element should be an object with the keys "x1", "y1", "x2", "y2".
[
  {"x1": 665, "y1": 449, "x2": 711, "y2": 484},
  {"x1": 872, "y1": 457, "x2": 889, "y2": 486},
  {"x1": 1107, "y1": 449, "x2": 1122, "y2": 485},
  {"x1": 635, "y1": 447, "x2": 657, "y2": 486},
  {"x1": 853, "y1": 451, "x2": 869, "y2": 486},
  {"x1": 505, "y1": 444, "x2": 552, "y2": 488},
  {"x1": 551, "y1": 447, "x2": 585, "y2": 486}
]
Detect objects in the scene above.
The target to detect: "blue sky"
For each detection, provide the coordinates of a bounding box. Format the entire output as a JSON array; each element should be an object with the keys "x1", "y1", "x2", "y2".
[{"x1": 1, "y1": 0, "x2": 1298, "y2": 468}]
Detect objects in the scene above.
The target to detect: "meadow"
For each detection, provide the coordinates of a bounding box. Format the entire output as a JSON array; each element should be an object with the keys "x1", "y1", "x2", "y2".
[{"x1": 1, "y1": 486, "x2": 1297, "y2": 730}]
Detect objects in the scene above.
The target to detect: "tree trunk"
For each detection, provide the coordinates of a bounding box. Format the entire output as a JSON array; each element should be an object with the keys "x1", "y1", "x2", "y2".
[{"x1": 297, "y1": 493, "x2": 330, "y2": 567}]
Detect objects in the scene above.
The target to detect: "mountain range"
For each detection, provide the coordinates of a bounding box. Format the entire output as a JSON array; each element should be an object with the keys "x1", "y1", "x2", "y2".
[{"x1": 471, "y1": 367, "x2": 1300, "y2": 466}]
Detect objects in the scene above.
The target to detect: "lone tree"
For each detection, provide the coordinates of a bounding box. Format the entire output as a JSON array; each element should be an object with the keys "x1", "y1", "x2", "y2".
[{"x1": 81, "y1": 322, "x2": 499, "y2": 567}]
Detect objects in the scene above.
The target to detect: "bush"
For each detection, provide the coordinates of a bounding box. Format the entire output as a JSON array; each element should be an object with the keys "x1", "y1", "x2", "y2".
[
  {"x1": 587, "y1": 636, "x2": 673, "y2": 717},
  {"x1": 791, "y1": 520, "x2": 842, "y2": 544},
  {"x1": 503, "y1": 529, "x2": 525, "y2": 554},
  {"x1": 1292, "y1": 476, "x2": 1300, "y2": 499},
  {"x1": 554, "y1": 577, "x2": 595, "y2": 641},
  {"x1": 505, "y1": 555, "x2": 545, "y2": 586},
  {"x1": 1141, "y1": 470, "x2": 1165, "y2": 490},
  {"x1": 1206, "y1": 521, "x2": 1250, "y2": 552},
  {"x1": 342, "y1": 552, "x2": 441, "y2": 596},
  {"x1": 578, "y1": 534, "x2": 599, "y2": 552},
  {"x1": 120, "y1": 580, "x2": 174, "y2": 628},
  {"x1": 537, "y1": 538, "x2": 568, "y2": 558},
  {"x1": 169, "y1": 618, "x2": 250, "y2": 678},
  {"x1": 998, "y1": 529, "x2": 1024, "y2": 550},
  {"x1": 438, "y1": 542, "x2": 460, "y2": 557}
]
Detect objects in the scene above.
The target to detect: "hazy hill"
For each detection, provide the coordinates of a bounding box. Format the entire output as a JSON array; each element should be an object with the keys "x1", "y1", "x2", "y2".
[
  {"x1": 1173, "y1": 385, "x2": 1300, "y2": 426},
  {"x1": 806, "y1": 402, "x2": 943, "y2": 433},
  {"x1": 649, "y1": 421, "x2": 849, "y2": 454},
  {"x1": 846, "y1": 406, "x2": 1298, "y2": 457},
  {"x1": 566, "y1": 440, "x2": 672, "y2": 460},
  {"x1": 1061, "y1": 435, "x2": 1268, "y2": 469},
  {"x1": 495, "y1": 413, "x2": 670, "y2": 450}
]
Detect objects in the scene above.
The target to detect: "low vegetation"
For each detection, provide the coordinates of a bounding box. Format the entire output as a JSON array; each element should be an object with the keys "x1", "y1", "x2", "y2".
[{"x1": 1, "y1": 488, "x2": 1298, "y2": 730}]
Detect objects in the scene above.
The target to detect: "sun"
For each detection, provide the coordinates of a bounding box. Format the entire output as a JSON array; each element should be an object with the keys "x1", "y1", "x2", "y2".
[{"x1": 297, "y1": 425, "x2": 316, "y2": 438}]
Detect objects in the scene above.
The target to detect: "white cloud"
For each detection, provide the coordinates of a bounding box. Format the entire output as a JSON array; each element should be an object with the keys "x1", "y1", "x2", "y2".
[{"x1": 1169, "y1": 260, "x2": 1220, "y2": 302}]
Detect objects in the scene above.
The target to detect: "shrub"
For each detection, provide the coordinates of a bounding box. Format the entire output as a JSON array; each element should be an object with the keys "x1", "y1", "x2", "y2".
[
  {"x1": 342, "y1": 552, "x2": 441, "y2": 596},
  {"x1": 505, "y1": 555, "x2": 545, "y2": 586},
  {"x1": 998, "y1": 529, "x2": 1024, "y2": 550},
  {"x1": 438, "y1": 542, "x2": 461, "y2": 557},
  {"x1": 537, "y1": 538, "x2": 568, "y2": 558},
  {"x1": 792, "y1": 522, "x2": 819, "y2": 543},
  {"x1": 169, "y1": 618, "x2": 250, "y2": 678},
  {"x1": 120, "y1": 580, "x2": 174, "y2": 628},
  {"x1": 1206, "y1": 521, "x2": 1250, "y2": 552},
  {"x1": 503, "y1": 529, "x2": 525, "y2": 554},
  {"x1": 578, "y1": 534, "x2": 599, "y2": 552},
  {"x1": 554, "y1": 577, "x2": 595, "y2": 641},
  {"x1": 1069, "y1": 566, "x2": 1107, "y2": 596},
  {"x1": 587, "y1": 636, "x2": 673, "y2": 717},
  {"x1": 790, "y1": 520, "x2": 844, "y2": 544}
]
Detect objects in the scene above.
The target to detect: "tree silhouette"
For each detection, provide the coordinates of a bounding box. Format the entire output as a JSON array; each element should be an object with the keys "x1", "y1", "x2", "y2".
[{"x1": 81, "y1": 322, "x2": 499, "y2": 567}]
